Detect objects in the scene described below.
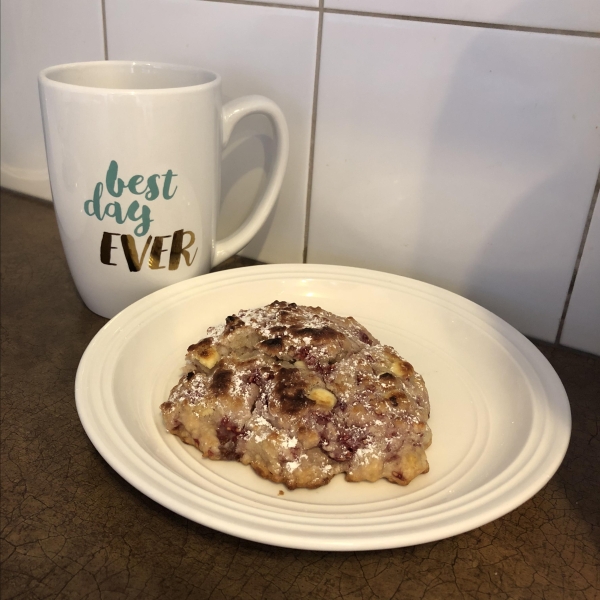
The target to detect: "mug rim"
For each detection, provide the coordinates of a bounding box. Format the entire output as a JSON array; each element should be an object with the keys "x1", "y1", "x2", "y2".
[{"x1": 38, "y1": 60, "x2": 221, "y2": 94}]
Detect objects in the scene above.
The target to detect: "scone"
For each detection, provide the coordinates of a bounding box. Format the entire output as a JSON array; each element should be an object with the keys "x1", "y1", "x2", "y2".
[{"x1": 160, "y1": 301, "x2": 431, "y2": 490}]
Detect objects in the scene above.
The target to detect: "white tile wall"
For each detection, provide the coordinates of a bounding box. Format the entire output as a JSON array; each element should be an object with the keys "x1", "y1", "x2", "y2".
[
  {"x1": 105, "y1": 0, "x2": 318, "y2": 264},
  {"x1": 325, "y1": 0, "x2": 600, "y2": 33},
  {"x1": 307, "y1": 13, "x2": 600, "y2": 342},
  {"x1": 2, "y1": 0, "x2": 599, "y2": 354},
  {"x1": 0, "y1": 0, "x2": 105, "y2": 200},
  {"x1": 561, "y1": 201, "x2": 600, "y2": 355}
]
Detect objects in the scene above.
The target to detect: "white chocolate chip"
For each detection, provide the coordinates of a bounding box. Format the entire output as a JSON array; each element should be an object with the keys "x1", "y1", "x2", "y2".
[
  {"x1": 307, "y1": 387, "x2": 337, "y2": 409},
  {"x1": 390, "y1": 359, "x2": 408, "y2": 378},
  {"x1": 197, "y1": 346, "x2": 220, "y2": 369}
]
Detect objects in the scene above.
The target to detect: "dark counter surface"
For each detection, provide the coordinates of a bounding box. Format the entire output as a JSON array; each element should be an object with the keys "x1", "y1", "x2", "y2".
[{"x1": 2, "y1": 189, "x2": 599, "y2": 600}]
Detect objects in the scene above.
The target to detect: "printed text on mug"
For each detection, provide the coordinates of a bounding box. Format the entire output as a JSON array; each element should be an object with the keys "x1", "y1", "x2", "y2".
[{"x1": 83, "y1": 161, "x2": 197, "y2": 271}]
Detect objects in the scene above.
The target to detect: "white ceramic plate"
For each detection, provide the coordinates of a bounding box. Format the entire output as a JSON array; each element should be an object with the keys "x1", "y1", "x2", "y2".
[{"x1": 75, "y1": 264, "x2": 571, "y2": 551}]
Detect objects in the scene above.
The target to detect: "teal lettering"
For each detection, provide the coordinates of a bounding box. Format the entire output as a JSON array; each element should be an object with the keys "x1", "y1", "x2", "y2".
[
  {"x1": 144, "y1": 174, "x2": 161, "y2": 200},
  {"x1": 85, "y1": 162, "x2": 182, "y2": 236},
  {"x1": 104, "y1": 202, "x2": 125, "y2": 224},
  {"x1": 127, "y1": 174, "x2": 145, "y2": 195},
  {"x1": 106, "y1": 160, "x2": 125, "y2": 197},
  {"x1": 162, "y1": 170, "x2": 178, "y2": 199},
  {"x1": 126, "y1": 202, "x2": 153, "y2": 237},
  {"x1": 125, "y1": 200, "x2": 143, "y2": 223},
  {"x1": 84, "y1": 182, "x2": 104, "y2": 219}
]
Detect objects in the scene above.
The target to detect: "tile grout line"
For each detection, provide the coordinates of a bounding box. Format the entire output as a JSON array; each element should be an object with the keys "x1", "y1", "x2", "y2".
[
  {"x1": 197, "y1": 0, "x2": 599, "y2": 38},
  {"x1": 324, "y1": 8, "x2": 600, "y2": 38},
  {"x1": 101, "y1": 0, "x2": 109, "y2": 60},
  {"x1": 199, "y1": 0, "x2": 318, "y2": 12},
  {"x1": 555, "y1": 165, "x2": 600, "y2": 345},
  {"x1": 302, "y1": 0, "x2": 325, "y2": 263}
]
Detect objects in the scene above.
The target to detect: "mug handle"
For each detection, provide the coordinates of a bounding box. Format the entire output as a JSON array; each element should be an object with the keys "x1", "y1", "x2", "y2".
[{"x1": 213, "y1": 95, "x2": 289, "y2": 267}]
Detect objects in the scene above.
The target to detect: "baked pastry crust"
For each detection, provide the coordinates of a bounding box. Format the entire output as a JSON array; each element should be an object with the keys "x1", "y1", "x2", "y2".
[{"x1": 160, "y1": 301, "x2": 431, "y2": 490}]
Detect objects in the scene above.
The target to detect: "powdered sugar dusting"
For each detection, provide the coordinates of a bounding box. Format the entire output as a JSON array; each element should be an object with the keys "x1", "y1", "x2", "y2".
[{"x1": 160, "y1": 300, "x2": 431, "y2": 490}]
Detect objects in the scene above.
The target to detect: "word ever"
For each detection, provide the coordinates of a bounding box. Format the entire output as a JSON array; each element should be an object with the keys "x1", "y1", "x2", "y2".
[
  {"x1": 84, "y1": 161, "x2": 178, "y2": 237},
  {"x1": 100, "y1": 230, "x2": 198, "y2": 272}
]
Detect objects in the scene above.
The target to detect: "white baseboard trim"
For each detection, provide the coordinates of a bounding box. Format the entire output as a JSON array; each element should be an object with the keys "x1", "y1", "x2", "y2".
[{"x1": 0, "y1": 164, "x2": 52, "y2": 201}]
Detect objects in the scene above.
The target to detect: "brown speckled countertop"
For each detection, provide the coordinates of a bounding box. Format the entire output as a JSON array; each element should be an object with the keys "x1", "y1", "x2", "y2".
[{"x1": 2, "y1": 189, "x2": 599, "y2": 600}]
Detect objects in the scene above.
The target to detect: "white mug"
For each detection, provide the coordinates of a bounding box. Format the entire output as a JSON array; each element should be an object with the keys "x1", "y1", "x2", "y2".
[{"x1": 38, "y1": 61, "x2": 288, "y2": 318}]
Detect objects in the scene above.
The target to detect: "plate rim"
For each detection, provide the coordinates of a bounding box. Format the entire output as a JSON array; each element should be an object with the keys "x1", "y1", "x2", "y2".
[{"x1": 75, "y1": 263, "x2": 571, "y2": 551}]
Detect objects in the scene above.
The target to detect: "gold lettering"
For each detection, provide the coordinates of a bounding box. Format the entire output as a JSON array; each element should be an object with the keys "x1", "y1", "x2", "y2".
[
  {"x1": 121, "y1": 234, "x2": 152, "y2": 272},
  {"x1": 169, "y1": 229, "x2": 198, "y2": 270},
  {"x1": 100, "y1": 232, "x2": 119, "y2": 266},
  {"x1": 149, "y1": 235, "x2": 171, "y2": 270}
]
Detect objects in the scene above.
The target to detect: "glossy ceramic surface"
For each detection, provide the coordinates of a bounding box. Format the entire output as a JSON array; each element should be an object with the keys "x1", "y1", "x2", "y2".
[
  {"x1": 39, "y1": 60, "x2": 288, "y2": 318},
  {"x1": 75, "y1": 264, "x2": 571, "y2": 551},
  {"x1": 106, "y1": 0, "x2": 319, "y2": 264}
]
